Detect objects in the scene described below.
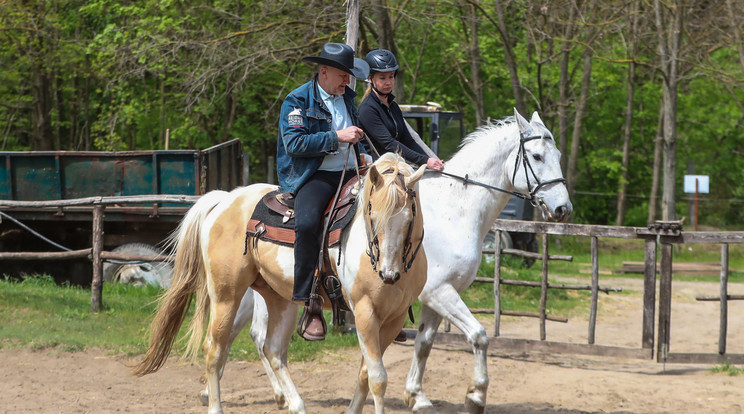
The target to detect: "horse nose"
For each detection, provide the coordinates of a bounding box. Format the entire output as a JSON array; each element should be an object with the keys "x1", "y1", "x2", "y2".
[
  {"x1": 379, "y1": 270, "x2": 399, "y2": 285},
  {"x1": 555, "y1": 204, "x2": 572, "y2": 222}
]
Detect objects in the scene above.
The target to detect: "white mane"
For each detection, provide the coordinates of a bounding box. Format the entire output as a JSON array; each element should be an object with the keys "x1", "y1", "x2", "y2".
[{"x1": 457, "y1": 117, "x2": 516, "y2": 150}]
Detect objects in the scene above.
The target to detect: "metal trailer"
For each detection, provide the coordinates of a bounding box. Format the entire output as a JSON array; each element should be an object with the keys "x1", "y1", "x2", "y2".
[
  {"x1": 0, "y1": 139, "x2": 245, "y2": 284},
  {"x1": 399, "y1": 105, "x2": 539, "y2": 264}
]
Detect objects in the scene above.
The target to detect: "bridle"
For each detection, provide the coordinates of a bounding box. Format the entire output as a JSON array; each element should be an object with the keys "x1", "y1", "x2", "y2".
[
  {"x1": 364, "y1": 171, "x2": 423, "y2": 278},
  {"x1": 430, "y1": 130, "x2": 566, "y2": 208}
]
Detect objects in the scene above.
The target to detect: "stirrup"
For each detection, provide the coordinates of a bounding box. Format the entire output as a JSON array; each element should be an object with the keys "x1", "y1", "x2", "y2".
[{"x1": 297, "y1": 295, "x2": 326, "y2": 341}]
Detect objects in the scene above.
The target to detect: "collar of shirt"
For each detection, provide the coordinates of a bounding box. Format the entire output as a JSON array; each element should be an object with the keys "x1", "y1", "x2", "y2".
[
  {"x1": 318, "y1": 85, "x2": 350, "y2": 131},
  {"x1": 318, "y1": 86, "x2": 337, "y2": 112}
]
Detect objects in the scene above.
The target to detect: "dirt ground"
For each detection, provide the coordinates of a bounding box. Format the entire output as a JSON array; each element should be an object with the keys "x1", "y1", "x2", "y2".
[{"x1": 3, "y1": 277, "x2": 743, "y2": 414}]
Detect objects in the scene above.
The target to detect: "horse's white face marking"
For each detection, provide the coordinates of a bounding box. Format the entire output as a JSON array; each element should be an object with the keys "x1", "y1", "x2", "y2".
[
  {"x1": 372, "y1": 197, "x2": 414, "y2": 284},
  {"x1": 365, "y1": 160, "x2": 426, "y2": 285}
]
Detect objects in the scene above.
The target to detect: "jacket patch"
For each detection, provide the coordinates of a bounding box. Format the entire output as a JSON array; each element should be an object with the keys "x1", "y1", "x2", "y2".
[{"x1": 288, "y1": 107, "x2": 304, "y2": 127}]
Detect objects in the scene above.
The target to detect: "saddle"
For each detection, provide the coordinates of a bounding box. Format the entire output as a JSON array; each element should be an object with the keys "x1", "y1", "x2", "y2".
[{"x1": 245, "y1": 173, "x2": 361, "y2": 248}]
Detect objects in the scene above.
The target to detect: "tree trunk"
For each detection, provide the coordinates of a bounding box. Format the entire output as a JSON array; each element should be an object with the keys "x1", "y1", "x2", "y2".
[
  {"x1": 566, "y1": 52, "x2": 592, "y2": 197},
  {"x1": 493, "y1": 0, "x2": 526, "y2": 116},
  {"x1": 616, "y1": 1, "x2": 639, "y2": 226},
  {"x1": 466, "y1": 0, "x2": 484, "y2": 125},
  {"x1": 370, "y1": 0, "x2": 404, "y2": 100},
  {"x1": 725, "y1": 0, "x2": 744, "y2": 77},
  {"x1": 222, "y1": 90, "x2": 236, "y2": 142},
  {"x1": 616, "y1": 60, "x2": 635, "y2": 226},
  {"x1": 346, "y1": 0, "x2": 361, "y2": 92},
  {"x1": 558, "y1": 5, "x2": 578, "y2": 174},
  {"x1": 648, "y1": 104, "x2": 664, "y2": 224},
  {"x1": 31, "y1": 64, "x2": 54, "y2": 150},
  {"x1": 654, "y1": 0, "x2": 682, "y2": 221}
]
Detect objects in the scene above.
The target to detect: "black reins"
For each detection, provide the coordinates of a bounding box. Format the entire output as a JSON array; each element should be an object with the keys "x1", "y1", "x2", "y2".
[{"x1": 427, "y1": 131, "x2": 566, "y2": 207}]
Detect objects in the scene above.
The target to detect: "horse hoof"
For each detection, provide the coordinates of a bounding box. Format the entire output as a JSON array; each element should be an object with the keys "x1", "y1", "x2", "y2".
[
  {"x1": 465, "y1": 396, "x2": 486, "y2": 414},
  {"x1": 199, "y1": 390, "x2": 209, "y2": 406},
  {"x1": 404, "y1": 390, "x2": 435, "y2": 413},
  {"x1": 274, "y1": 393, "x2": 286, "y2": 408}
]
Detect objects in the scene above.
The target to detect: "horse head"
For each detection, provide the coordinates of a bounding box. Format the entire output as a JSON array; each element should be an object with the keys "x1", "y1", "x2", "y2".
[
  {"x1": 363, "y1": 153, "x2": 427, "y2": 284},
  {"x1": 508, "y1": 108, "x2": 573, "y2": 222}
]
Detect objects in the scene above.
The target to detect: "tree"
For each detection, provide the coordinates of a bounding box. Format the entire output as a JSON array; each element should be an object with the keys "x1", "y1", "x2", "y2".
[{"x1": 615, "y1": 0, "x2": 641, "y2": 226}]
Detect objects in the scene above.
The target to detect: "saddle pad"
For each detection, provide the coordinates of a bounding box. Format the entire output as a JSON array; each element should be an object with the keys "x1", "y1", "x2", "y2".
[{"x1": 246, "y1": 190, "x2": 358, "y2": 248}]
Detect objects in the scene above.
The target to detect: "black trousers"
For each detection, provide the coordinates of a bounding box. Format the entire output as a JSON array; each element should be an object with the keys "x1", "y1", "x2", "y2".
[{"x1": 292, "y1": 170, "x2": 354, "y2": 302}]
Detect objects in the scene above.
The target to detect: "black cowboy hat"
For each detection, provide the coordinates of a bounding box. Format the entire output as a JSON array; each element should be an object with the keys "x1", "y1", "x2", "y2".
[{"x1": 302, "y1": 43, "x2": 369, "y2": 79}]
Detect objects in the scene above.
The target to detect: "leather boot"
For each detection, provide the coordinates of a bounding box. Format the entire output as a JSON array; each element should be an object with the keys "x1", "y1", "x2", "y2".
[{"x1": 297, "y1": 295, "x2": 326, "y2": 341}]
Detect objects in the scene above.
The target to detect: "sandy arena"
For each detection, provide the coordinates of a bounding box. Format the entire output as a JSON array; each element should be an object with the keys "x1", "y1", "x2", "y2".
[{"x1": 3, "y1": 277, "x2": 743, "y2": 413}]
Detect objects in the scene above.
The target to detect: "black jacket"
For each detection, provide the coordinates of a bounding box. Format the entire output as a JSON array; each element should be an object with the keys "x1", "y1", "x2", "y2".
[{"x1": 358, "y1": 92, "x2": 429, "y2": 166}]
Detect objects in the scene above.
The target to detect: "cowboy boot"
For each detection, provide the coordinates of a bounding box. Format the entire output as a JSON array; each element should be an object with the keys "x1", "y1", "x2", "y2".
[{"x1": 297, "y1": 294, "x2": 326, "y2": 341}]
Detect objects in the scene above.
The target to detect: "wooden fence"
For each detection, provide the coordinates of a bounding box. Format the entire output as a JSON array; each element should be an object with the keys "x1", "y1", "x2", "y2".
[
  {"x1": 447, "y1": 218, "x2": 744, "y2": 364},
  {"x1": 2, "y1": 195, "x2": 742, "y2": 363},
  {"x1": 0, "y1": 195, "x2": 198, "y2": 311}
]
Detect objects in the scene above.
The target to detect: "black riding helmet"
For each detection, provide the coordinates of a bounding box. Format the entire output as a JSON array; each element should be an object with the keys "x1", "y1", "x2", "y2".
[
  {"x1": 365, "y1": 49, "x2": 398, "y2": 98},
  {"x1": 365, "y1": 49, "x2": 399, "y2": 73}
]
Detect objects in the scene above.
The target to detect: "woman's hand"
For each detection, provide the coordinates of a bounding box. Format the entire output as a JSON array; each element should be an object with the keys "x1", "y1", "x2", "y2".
[{"x1": 426, "y1": 157, "x2": 444, "y2": 171}]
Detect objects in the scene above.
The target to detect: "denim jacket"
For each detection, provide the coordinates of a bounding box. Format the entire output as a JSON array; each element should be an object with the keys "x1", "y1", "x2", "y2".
[{"x1": 276, "y1": 75, "x2": 364, "y2": 193}]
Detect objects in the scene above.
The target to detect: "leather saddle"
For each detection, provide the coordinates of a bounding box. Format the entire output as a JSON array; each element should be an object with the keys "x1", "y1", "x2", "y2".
[{"x1": 245, "y1": 173, "x2": 362, "y2": 248}]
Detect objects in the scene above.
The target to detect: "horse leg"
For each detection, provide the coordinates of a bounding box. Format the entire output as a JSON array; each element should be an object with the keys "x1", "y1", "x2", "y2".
[
  {"x1": 204, "y1": 289, "x2": 246, "y2": 414},
  {"x1": 349, "y1": 301, "x2": 387, "y2": 414},
  {"x1": 409, "y1": 284, "x2": 490, "y2": 414},
  {"x1": 200, "y1": 288, "x2": 255, "y2": 406},
  {"x1": 347, "y1": 357, "x2": 369, "y2": 414},
  {"x1": 255, "y1": 287, "x2": 306, "y2": 414},
  {"x1": 403, "y1": 303, "x2": 442, "y2": 413}
]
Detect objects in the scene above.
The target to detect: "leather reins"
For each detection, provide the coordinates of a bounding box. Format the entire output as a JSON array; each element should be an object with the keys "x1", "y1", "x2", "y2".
[{"x1": 428, "y1": 131, "x2": 566, "y2": 208}]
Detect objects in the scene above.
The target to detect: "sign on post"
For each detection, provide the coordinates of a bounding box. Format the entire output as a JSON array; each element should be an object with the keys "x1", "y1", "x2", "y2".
[
  {"x1": 683, "y1": 175, "x2": 709, "y2": 194},
  {"x1": 683, "y1": 175, "x2": 709, "y2": 231}
]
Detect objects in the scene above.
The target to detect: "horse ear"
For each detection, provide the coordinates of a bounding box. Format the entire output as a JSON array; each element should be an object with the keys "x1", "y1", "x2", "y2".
[
  {"x1": 406, "y1": 164, "x2": 427, "y2": 188},
  {"x1": 514, "y1": 108, "x2": 530, "y2": 132},
  {"x1": 369, "y1": 165, "x2": 384, "y2": 188},
  {"x1": 530, "y1": 111, "x2": 544, "y2": 126}
]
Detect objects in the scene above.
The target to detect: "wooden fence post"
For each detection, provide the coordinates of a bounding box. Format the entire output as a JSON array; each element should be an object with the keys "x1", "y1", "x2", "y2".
[
  {"x1": 493, "y1": 230, "x2": 503, "y2": 337},
  {"x1": 91, "y1": 205, "x2": 104, "y2": 312},
  {"x1": 657, "y1": 239, "x2": 673, "y2": 362},
  {"x1": 719, "y1": 243, "x2": 729, "y2": 355},
  {"x1": 539, "y1": 233, "x2": 548, "y2": 341},
  {"x1": 588, "y1": 236, "x2": 599, "y2": 344},
  {"x1": 642, "y1": 237, "x2": 657, "y2": 351}
]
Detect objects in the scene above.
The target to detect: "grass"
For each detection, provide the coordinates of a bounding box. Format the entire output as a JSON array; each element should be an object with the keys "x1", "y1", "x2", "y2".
[
  {"x1": 0, "y1": 274, "x2": 358, "y2": 362},
  {"x1": 711, "y1": 363, "x2": 744, "y2": 376}
]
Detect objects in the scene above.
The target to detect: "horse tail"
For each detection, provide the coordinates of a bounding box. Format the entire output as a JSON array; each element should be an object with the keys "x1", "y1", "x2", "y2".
[{"x1": 131, "y1": 190, "x2": 230, "y2": 377}]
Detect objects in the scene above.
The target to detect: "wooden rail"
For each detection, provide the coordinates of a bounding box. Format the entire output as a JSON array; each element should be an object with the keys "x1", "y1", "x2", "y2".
[{"x1": 0, "y1": 195, "x2": 195, "y2": 312}]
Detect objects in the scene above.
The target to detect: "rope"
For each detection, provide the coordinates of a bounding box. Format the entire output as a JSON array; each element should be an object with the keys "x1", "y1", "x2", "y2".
[{"x1": 0, "y1": 210, "x2": 154, "y2": 265}]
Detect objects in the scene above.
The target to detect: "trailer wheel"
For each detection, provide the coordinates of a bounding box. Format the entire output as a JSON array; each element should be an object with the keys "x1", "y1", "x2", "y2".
[
  {"x1": 519, "y1": 236, "x2": 539, "y2": 269},
  {"x1": 482, "y1": 230, "x2": 512, "y2": 265},
  {"x1": 102, "y1": 243, "x2": 173, "y2": 288}
]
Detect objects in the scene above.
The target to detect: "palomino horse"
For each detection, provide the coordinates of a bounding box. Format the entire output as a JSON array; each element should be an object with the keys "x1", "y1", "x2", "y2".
[
  {"x1": 213, "y1": 109, "x2": 572, "y2": 413},
  {"x1": 132, "y1": 152, "x2": 428, "y2": 414}
]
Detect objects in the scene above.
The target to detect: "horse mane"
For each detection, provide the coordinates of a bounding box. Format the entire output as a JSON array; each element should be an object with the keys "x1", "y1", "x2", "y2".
[
  {"x1": 458, "y1": 117, "x2": 516, "y2": 150},
  {"x1": 359, "y1": 152, "x2": 413, "y2": 235}
]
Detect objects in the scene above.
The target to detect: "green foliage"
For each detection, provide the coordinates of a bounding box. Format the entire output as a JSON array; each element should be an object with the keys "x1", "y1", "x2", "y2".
[{"x1": 2, "y1": 1, "x2": 744, "y2": 224}]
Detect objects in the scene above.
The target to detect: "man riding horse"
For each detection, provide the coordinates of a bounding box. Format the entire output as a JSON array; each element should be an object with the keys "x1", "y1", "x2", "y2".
[{"x1": 276, "y1": 43, "x2": 369, "y2": 341}]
